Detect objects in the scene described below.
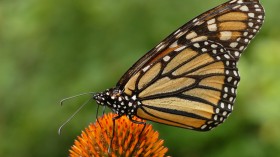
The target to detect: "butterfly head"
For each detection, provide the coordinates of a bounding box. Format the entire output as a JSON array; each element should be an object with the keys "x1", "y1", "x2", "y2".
[
  {"x1": 93, "y1": 88, "x2": 133, "y2": 115},
  {"x1": 93, "y1": 88, "x2": 118, "y2": 104}
]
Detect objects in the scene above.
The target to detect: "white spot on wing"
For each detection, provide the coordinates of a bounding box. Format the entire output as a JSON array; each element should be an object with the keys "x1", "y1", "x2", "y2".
[
  {"x1": 224, "y1": 87, "x2": 228, "y2": 92},
  {"x1": 175, "y1": 30, "x2": 187, "y2": 38},
  {"x1": 174, "y1": 29, "x2": 181, "y2": 35},
  {"x1": 222, "y1": 111, "x2": 227, "y2": 116},
  {"x1": 157, "y1": 44, "x2": 165, "y2": 51},
  {"x1": 163, "y1": 56, "x2": 171, "y2": 62},
  {"x1": 230, "y1": 42, "x2": 238, "y2": 48},
  {"x1": 202, "y1": 48, "x2": 207, "y2": 52},
  {"x1": 194, "y1": 43, "x2": 200, "y2": 48},
  {"x1": 191, "y1": 36, "x2": 208, "y2": 42},
  {"x1": 174, "y1": 46, "x2": 186, "y2": 52},
  {"x1": 211, "y1": 44, "x2": 218, "y2": 48},
  {"x1": 186, "y1": 31, "x2": 198, "y2": 39},
  {"x1": 234, "y1": 51, "x2": 240, "y2": 57},
  {"x1": 223, "y1": 93, "x2": 228, "y2": 98},
  {"x1": 221, "y1": 102, "x2": 225, "y2": 108},
  {"x1": 216, "y1": 108, "x2": 220, "y2": 113},
  {"x1": 207, "y1": 18, "x2": 216, "y2": 25},
  {"x1": 226, "y1": 61, "x2": 230, "y2": 66},
  {"x1": 227, "y1": 77, "x2": 233, "y2": 82},
  {"x1": 224, "y1": 54, "x2": 230, "y2": 59},
  {"x1": 240, "y1": 5, "x2": 249, "y2": 11},
  {"x1": 194, "y1": 21, "x2": 204, "y2": 26},
  {"x1": 142, "y1": 65, "x2": 150, "y2": 72},
  {"x1": 233, "y1": 5, "x2": 241, "y2": 9},
  {"x1": 169, "y1": 41, "x2": 178, "y2": 48},
  {"x1": 208, "y1": 24, "x2": 217, "y2": 31},
  {"x1": 237, "y1": 0, "x2": 243, "y2": 4},
  {"x1": 248, "y1": 13, "x2": 255, "y2": 18},
  {"x1": 201, "y1": 125, "x2": 207, "y2": 129},
  {"x1": 132, "y1": 95, "x2": 137, "y2": 100},
  {"x1": 248, "y1": 22, "x2": 254, "y2": 27},
  {"x1": 220, "y1": 31, "x2": 232, "y2": 41}
]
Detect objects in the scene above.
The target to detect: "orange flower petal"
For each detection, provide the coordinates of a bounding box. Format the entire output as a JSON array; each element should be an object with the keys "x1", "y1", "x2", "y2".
[{"x1": 69, "y1": 113, "x2": 168, "y2": 157}]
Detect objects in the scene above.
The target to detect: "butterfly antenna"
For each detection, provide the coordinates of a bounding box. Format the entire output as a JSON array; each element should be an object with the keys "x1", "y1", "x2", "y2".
[
  {"x1": 60, "y1": 92, "x2": 96, "y2": 106},
  {"x1": 58, "y1": 98, "x2": 91, "y2": 135}
]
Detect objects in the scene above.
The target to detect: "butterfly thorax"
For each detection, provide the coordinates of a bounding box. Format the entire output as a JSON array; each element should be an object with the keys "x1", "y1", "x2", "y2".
[{"x1": 93, "y1": 88, "x2": 140, "y2": 118}]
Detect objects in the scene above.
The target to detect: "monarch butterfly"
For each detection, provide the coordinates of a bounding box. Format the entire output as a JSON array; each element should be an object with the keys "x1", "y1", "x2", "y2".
[{"x1": 90, "y1": 0, "x2": 265, "y2": 131}]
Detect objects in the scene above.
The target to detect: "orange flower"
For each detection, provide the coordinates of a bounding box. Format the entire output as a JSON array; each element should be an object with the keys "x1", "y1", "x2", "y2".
[{"x1": 69, "y1": 113, "x2": 168, "y2": 157}]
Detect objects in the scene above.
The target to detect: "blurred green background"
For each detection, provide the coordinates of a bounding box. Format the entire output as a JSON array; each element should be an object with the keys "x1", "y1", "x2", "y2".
[{"x1": 1, "y1": 0, "x2": 279, "y2": 156}]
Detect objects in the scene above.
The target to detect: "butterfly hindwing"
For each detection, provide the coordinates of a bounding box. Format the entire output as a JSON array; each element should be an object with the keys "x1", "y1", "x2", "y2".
[{"x1": 123, "y1": 40, "x2": 238, "y2": 130}]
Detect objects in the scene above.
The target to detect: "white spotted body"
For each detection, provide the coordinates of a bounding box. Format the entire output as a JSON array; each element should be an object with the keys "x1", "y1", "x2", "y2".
[{"x1": 94, "y1": 88, "x2": 141, "y2": 119}]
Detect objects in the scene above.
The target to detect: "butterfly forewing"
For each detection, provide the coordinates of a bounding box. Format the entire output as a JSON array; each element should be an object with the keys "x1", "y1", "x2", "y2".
[{"x1": 118, "y1": 0, "x2": 264, "y2": 88}]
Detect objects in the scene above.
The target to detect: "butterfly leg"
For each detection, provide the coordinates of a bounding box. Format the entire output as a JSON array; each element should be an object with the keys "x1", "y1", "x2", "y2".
[
  {"x1": 129, "y1": 116, "x2": 147, "y2": 149},
  {"x1": 96, "y1": 105, "x2": 107, "y2": 127},
  {"x1": 108, "y1": 114, "x2": 123, "y2": 153},
  {"x1": 95, "y1": 105, "x2": 101, "y2": 127}
]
